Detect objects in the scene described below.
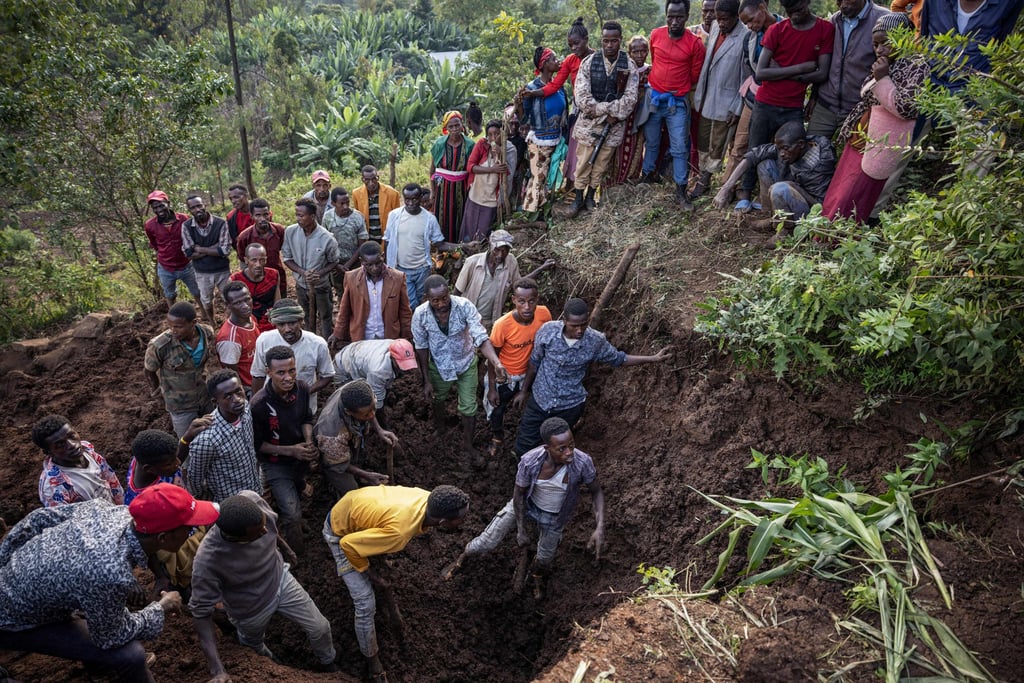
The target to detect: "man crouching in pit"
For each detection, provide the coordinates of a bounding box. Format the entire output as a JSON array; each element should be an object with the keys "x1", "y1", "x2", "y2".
[{"x1": 443, "y1": 417, "x2": 605, "y2": 598}]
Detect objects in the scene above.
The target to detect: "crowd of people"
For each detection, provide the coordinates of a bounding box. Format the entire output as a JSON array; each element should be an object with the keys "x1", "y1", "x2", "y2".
[{"x1": 2, "y1": 0, "x2": 1019, "y2": 681}]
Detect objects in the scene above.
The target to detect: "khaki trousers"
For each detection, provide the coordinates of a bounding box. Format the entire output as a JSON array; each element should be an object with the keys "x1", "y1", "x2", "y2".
[{"x1": 574, "y1": 142, "x2": 617, "y2": 192}]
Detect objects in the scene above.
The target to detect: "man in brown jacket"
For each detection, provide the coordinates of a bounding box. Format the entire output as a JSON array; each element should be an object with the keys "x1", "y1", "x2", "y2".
[{"x1": 329, "y1": 241, "x2": 412, "y2": 348}]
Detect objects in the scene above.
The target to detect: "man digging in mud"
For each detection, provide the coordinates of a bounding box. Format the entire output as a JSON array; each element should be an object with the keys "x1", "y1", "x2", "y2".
[
  {"x1": 444, "y1": 418, "x2": 604, "y2": 598},
  {"x1": 314, "y1": 380, "x2": 393, "y2": 498},
  {"x1": 411, "y1": 274, "x2": 507, "y2": 468},
  {"x1": 322, "y1": 484, "x2": 470, "y2": 682},
  {"x1": 190, "y1": 491, "x2": 339, "y2": 680}
]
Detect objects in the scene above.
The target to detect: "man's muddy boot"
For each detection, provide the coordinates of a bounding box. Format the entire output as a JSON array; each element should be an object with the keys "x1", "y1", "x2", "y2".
[
  {"x1": 639, "y1": 171, "x2": 662, "y2": 184},
  {"x1": 532, "y1": 569, "x2": 548, "y2": 602},
  {"x1": 583, "y1": 188, "x2": 597, "y2": 210},
  {"x1": 676, "y1": 183, "x2": 694, "y2": 211},
  {"x1": 565, "y1": 189, "x2": 585, "y2": 218},
  {"x1": 689, "y1": 171, "x2": 712, "y2": 200},
  {"x1": 367, "y1": 654, "x2": 388, "y2": 682}
]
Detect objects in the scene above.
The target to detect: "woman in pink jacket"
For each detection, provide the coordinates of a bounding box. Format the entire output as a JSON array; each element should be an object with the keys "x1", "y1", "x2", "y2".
[{"x1": 822, "y1": 13, "x2": 928, "y2": 223}]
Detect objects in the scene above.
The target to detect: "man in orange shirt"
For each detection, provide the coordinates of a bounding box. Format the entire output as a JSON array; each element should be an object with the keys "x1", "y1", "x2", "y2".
[{"x1": 485, "y1": 278, "x2": 552, "y2": 459}]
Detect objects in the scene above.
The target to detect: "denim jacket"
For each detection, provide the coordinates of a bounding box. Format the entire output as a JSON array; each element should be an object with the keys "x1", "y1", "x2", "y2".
[{"x1": 523, "y1": 77, "x2": 569, "y2": 142}]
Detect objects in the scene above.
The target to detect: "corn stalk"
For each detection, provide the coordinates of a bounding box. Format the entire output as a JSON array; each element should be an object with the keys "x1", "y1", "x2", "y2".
[{"x1": 696, "y1": 452, "x2": 994, "y2": 682}]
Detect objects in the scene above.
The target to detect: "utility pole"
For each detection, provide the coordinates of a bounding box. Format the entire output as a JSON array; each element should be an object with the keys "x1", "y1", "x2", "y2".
[{"x1": 225, "y1": 0, "x2": 255, "y2": 196}]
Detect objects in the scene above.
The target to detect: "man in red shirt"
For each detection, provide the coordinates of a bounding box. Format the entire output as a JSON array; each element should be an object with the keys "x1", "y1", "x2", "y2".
[
  {"x1": 217, "y1": 281, "x2": 262, "y2": 391},
  {"x1": 640, "y1": 1, "x2": 706, "y2": 210},
  {"x1": 230, "y1": 243, "x2": 280, "y2": 332},
  {"x1": 144, "y1": 190, "x2": 201, "y2": 310},
  {"x1": 236, "y1": 198, "x2": 288, "y2": 298},
  {"x1": 739, "y1": 0, "x2": 833, "y2": 208},
  {"x1": 225, "y1": 183, "x2": 254, "y2": 248}
]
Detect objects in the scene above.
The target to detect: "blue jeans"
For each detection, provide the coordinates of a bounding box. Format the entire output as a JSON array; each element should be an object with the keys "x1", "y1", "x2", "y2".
[
  {"x1": 156, "y1": 263, "x2": 200, "y2": 300},
  {"x1": 0, "y1": 618, "x2": 153, "y2": 682},
  {"x1": 756, "y1": 159, "x2": 812, "y2": 219},
  {"x1": 464, "y1": 498, "x2": 566, "y2": 567},
  {"x1": 322, "y1": 515, "x2": 378, "y2": 658},
  {"x1": 397, "y1": 264, "x2": 431, "y2": 307},
  {"x1": 642, "y1": 97, "x2": 691, "y2": 186}
]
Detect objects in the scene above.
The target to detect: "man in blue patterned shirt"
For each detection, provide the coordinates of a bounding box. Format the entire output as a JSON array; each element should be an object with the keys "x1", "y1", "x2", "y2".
[
  {"x1": 0, "y1": 484, "x2": 218, "y2": 682},
  {"x1": 513, "y1": 298, "x2": 672, "y2": 456},
  {"x1": 412, "y1": 274, "x2": 507, "y2": 467}
]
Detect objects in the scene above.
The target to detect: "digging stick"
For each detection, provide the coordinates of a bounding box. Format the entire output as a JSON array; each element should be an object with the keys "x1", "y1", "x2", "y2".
[
  {"x1": 308, "y1": 283, "x2": 318, "y2": 337},
  {"x1": 589, "y1": 242, "x2": 640, "y2": 329}
]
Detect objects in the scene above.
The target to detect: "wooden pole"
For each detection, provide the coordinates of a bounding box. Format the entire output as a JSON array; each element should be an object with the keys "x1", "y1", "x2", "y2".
[
  {"x1": 224, "y1": 0, "x2": 255, "y2": 196},
  {"x1": 589, "y1": 243, "x2": 640, "y2": 330}
]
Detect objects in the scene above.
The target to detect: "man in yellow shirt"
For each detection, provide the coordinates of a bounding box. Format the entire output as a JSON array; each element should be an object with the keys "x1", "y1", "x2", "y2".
[{"x1": 321, "y1": 484, "x2": 469, "y2": 681}]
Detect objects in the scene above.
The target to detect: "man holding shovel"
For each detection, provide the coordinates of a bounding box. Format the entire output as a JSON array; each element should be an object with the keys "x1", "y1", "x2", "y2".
[{"x1": 566, "y1": 20, "x2": 640, "y2": 217}]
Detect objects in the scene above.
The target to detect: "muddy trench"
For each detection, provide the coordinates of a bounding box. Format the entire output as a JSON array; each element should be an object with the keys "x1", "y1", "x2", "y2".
[{"x1": 2, "y1": 267, "x2": 1022, "y2": 681}]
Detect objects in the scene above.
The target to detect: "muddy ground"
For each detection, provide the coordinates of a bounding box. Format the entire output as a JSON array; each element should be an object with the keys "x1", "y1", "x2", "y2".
[{"x1": 1, "y1": 192, "x2": 1022, "y2": 682}]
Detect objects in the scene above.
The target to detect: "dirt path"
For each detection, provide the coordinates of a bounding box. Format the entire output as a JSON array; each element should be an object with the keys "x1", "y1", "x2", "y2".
[{"x1": 1, "y1": 190, "x2": 1021, "y2": 681}]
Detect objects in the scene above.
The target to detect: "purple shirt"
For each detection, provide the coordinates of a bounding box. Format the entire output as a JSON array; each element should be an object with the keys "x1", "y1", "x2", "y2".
[{"x1": 515, "y1": 445, "x2": 597, "y2": 529}]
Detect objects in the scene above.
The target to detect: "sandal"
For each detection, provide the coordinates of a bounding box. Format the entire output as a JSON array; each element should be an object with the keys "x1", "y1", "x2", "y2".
[{"x1": 734, "y1": 199, "x2": 762, "y2": 213}]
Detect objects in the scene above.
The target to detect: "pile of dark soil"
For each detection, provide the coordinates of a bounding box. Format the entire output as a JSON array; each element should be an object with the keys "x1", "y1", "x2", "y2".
[{"x1": 1, "y1": 197, "x2": 1022, "y2": 682}]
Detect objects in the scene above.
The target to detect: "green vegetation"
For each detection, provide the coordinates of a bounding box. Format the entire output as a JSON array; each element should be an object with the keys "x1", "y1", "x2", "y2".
[
  {"x1": 695, "y1": 33, "x2": 1024, "y2": 402},
  {"x1": 0, "y1": 229, "x2": 110, "y2": 342},
  {"x1": 695, "y1": 447, "x2": 996, "y2": 682}
]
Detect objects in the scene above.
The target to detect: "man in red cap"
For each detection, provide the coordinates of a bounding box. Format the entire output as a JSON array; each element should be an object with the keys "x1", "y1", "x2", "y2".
[
  {"x1": 144, "y1": 190, "x2": 202, "y2": 310},
  {"x1": 303, "y1": 169, "x2": 332, "y2": 222},
  {"x1": 0, "y1": 483, "x2": 217, "y2": 682}
]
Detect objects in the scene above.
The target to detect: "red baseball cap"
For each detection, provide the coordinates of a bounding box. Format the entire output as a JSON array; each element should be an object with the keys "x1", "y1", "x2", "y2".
[
  {"x1": 311, "y1": 170, "x2": 331, "y2": 183},
  {"x1": 129, "y1": 483, "x2": 220, "y2": 534},
  {"x1": 146, "y1": 190, "x2": 169, "y2": 203},
  {"x1": 389, "y1": 339, "x2": 418, "y2": 371}
]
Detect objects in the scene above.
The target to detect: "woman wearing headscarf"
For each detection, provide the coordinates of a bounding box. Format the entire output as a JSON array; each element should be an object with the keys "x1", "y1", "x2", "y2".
[
  {"x1": 430, "y1": 110, "x2": 476, "y2": 242},
  {"x1": 517, "y1": 47, "x2": 570, "y2": 220},
  {"x1": 822, "y1": 13, "x2": 928, "y2": 224},
  {"x1": 461, "y1": 119, "x2": 513, "y2": 242},
  {"x1": 612, "y1": 35, "x2": 652, "y2": 185},
  {"x1": 523, "y1": 17, "x2": 594, "y2": 187}
]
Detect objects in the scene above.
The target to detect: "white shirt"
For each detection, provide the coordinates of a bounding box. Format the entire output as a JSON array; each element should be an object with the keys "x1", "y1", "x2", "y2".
[
  {"x1": 364, "y1": 276, "x2": 385, "y2": 340},
  {"x1": 250, "y1": 329, "x2": 335, "y2": 412}
]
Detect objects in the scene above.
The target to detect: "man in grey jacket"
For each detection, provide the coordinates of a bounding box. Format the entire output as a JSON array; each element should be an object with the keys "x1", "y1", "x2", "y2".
[
  {"x1": 806, "y1": 0, "x2": 891, "y2": 138},
  {"x1": 691, "y1": 0, "x2": 751, "y2": 199}
]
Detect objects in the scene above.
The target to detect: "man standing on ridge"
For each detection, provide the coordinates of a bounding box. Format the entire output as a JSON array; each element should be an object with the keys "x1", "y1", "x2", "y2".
[
  {"x1": 182, "y1": 194, "x2": 232, "y2": 327},
  {"x1": 641, "y1": 0, "x2": 706, "y2": 210},
  {"x1": 236, "y1": 198, "x2": 288, "y2": 298},
  {"x1": 144, "y1": 190, "x2": 201, "y2": 311},
  {"x1": 351, "y1": 165, "x2": 402, "y2": 245}
]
